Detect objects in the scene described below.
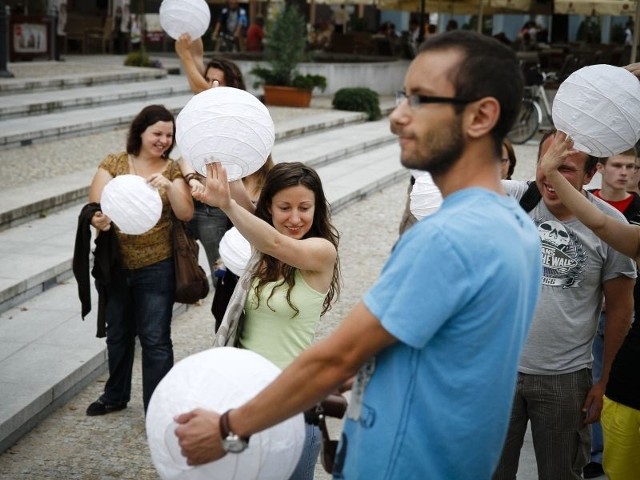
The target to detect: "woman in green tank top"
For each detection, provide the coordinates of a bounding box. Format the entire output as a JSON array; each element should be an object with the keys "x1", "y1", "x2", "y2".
[{"x1": 196, "y1": 161, "x2": 341, "y2": 480}]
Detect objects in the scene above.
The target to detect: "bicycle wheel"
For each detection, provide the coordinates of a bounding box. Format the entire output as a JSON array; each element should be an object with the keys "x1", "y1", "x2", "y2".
[{"x1": 507, "y1": 99, "x2": 542, "y2": 145}]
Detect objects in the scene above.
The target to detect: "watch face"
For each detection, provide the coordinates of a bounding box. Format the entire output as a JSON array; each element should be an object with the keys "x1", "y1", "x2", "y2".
[{"x1": 223, "y1": 436, "x2": 248, "y2": 453}]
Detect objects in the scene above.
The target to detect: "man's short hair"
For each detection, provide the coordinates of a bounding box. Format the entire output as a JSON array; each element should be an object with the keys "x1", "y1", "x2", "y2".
[
  {"x1": 599, "y1": 147, "x2": 638, "y2": 165},
  {"x1": 538, "y1": 129, "x2": 599, "y2": 175},
  {"x1": 418, "y1": 30, "x2": 523, "y2": 151}
]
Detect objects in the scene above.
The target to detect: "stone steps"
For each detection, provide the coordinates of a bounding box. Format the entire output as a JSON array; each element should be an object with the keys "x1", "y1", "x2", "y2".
[
  {"x1": 0, "y1": 76, "x2": 192, "y2": 119},
  {"x1": 0, "y1": 61, "x2": 406, "y2": 454}
]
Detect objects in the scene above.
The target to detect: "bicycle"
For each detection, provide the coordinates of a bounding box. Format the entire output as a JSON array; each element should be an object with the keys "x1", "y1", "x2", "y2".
[
  {"x1": 507, "y1": 65, "x2": 556, "y2": 144},
  {"x1": 214, "y1": 32, "x2": 240, "y2": 53}
]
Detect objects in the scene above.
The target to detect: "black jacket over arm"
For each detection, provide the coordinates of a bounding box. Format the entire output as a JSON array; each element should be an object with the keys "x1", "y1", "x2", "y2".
[{"x1": 72, "y1": 202, "x2": 122, "y2": 338}]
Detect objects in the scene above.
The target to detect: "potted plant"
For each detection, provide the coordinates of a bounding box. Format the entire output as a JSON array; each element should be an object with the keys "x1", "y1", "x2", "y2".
[{"x1": 251, "y1": 4, "x2": 326, "y2": 108}]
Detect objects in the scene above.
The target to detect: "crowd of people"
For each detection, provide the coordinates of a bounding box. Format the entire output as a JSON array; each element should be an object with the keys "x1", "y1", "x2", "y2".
[{"x1": 71, "y1": 18, "x2": 640, "y2": 480}]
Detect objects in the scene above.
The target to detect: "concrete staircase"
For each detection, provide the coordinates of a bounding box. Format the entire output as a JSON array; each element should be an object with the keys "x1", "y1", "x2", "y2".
[{"x1": 0, "y1": 62, "x2": 407, "y2": 453}]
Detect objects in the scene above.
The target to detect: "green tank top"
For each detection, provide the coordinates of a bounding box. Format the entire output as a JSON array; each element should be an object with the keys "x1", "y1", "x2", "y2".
[{"x1": 239, "y1": 270, "x2": 326, "y2": 370}]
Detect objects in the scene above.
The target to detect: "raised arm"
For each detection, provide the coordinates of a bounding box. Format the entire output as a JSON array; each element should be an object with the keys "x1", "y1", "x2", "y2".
[
  {"x1": 540, "y1": 132, "x2": 640, "y2": 263},
  {"x1": 193, "y1": 162, "x2": 336, "y2": 274},
  {"x1": 177, "y1": 158, "x2": 255, "y2": 213},
  {"x1": 175, "y1": 34, "x2": 210, "y2": 94}
]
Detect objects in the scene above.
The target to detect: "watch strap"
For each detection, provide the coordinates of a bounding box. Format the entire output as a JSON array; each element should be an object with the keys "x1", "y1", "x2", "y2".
[{"x1": 220, "y1": 410, "x2": 250, "y2": 443}]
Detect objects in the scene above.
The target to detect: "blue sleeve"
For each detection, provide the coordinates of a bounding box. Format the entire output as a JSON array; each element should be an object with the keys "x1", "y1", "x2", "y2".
[{"x1": 363, "y1": 223, "x2": 472, "y2": 349}]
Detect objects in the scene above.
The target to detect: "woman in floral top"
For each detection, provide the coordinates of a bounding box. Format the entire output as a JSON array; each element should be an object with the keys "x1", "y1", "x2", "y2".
[{"x1": 86, "y1": 104, "x2": 193, "y2": 416}]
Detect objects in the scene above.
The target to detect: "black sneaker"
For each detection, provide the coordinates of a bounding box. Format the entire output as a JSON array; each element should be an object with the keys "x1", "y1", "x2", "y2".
[
  {"x1": 86, "y1": 399, "x2": 127, "y2": 416},
  {"x1": 583, "y1": 461, "x2": 604, "y2": 479}
]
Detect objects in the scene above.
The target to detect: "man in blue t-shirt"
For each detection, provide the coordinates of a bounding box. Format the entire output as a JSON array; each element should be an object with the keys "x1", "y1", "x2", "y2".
[{"x1": 174, "y1": 30, "x2": 543, "y2": 480}]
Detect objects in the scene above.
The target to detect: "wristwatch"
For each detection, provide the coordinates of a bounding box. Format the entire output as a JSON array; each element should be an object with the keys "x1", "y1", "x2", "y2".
[{"x1": 220, "y1": 410, "x2": 250, "y2": 454}]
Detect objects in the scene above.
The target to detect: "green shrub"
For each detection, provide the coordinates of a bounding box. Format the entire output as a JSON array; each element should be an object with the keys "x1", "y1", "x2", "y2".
[
  {"x1": 250, "y1": 5, "x2": 326, "y2": 91},
  {"x1": 332, "y1": 88, "x2": 381, "y2": 121},
  {"x1": 124, "y1": 50, "x2": 151, "y2": 67}
]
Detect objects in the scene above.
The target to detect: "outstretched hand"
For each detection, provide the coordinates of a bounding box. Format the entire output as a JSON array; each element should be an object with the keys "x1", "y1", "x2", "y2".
[
  {"x1": 539, "y1": 131, "x2": 578, "y2": 177},
  {"x1": 192, "y1": 162, "x2": 232, "y2": 210}
]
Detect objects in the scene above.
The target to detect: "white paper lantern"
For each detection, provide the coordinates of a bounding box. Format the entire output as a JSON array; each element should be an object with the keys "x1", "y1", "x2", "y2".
[
  {"x1": 176, "y1": 87, "x2": 275, "y2": 181},
  {"x1": 159, "y1": 0, "x2": 211, "y2": 41},
  {"x1": 146, "y1": 347, "x2": 305, "y2": 480},
  {"x1": 219, "y1": 227, "x2": 252, "y2": 277},
  {"x1": 101, "y1": 174, "x2": 162, "y2": 235},
  {"x1": 410, "y1": 170, "x2": 442, "y2": 221},
  {"x1": 552, "y1": 64, "x2": 640, "y2": 157}
]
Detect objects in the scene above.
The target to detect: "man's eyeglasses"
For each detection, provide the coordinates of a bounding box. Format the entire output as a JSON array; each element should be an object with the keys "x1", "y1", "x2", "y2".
[{"x1": 396, "y1": 91, "x2": 476, "y2": 108}]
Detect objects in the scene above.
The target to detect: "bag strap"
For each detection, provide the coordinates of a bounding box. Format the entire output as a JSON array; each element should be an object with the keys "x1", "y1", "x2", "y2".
[{"x1": 519, "y1": 181, "x2": 541, "y2": 213}]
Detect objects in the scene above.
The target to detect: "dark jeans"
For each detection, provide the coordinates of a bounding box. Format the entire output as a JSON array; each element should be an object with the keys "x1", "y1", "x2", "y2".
[
  {"x1": 188, "y1": 201, "x2": 229, "y2": 271},
  {"x1": 100, "y1": 257, "x2": 175, "y2": 411}
]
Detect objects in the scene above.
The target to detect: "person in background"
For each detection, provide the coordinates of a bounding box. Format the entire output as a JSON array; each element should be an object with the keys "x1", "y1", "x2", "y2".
[
  {"x1": 582, "y1": 146, "x2": 640, "y2": 478},
  {"x1": 196, "y1": 161, "x2": 341, "y2": 480},
  {"x1": 211, "y1": 0, "x2": 248, "y2": 52},
  {"x1": 495, "y1": 131, "x2": 635, "y2": 480},
  {"x1": 173, "y1": 30, "x2": 542, "y2": 479},
  {"x1": 624, "y1": 20, "x2": 633, "y2": 48},
  {"x1": 130, "y1": 14, "x2": 142, "y2": 51},
  {"x1": 501, "y1": 138, "x2": 517, "y2": 180},
  {"x1": 84, "y1": 105, "x2": 193, "y2": 416},
  {"x1": 310, "y1": 20, "x2": 333, "y2": 50},
  {"x1": 245, "y1": 15, "x2": 265, "y2": 52},
  {"x1": 538, "y1": 132, "x2": 640, "y2": 480},
  {"x1": 332, "y1": 4, "x2": 349, "y2": 34},
  {"x1": 625, "y1": 145, "x2": 640, "y2": 195},
  {"x1": 175, "y1": 34, "x2": 246, "y2": 95},
  {"x1": 112, "y1": 6, "x2": 126, "y2": 54},
  {"x1": 55, "y1": 0, "x2": 67, "y2": 60},
  {"x1": 174, "y1": 33, "x2": 248, "y2": 274}
]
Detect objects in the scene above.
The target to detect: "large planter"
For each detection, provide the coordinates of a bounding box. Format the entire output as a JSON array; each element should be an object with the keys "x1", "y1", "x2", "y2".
[{"x1": 263, "y1": 85, "x2": 312, "y2": 108}]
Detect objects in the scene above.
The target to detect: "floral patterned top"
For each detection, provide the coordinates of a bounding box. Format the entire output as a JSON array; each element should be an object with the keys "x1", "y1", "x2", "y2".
[{"x1": 98, "y1": 152, "x2": 184, "y2": 270}]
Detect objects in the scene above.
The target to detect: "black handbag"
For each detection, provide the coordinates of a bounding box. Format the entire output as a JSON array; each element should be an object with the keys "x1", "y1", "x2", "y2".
[{"x1": 172, "y1": 218, "x2": 209, "y2": 304}]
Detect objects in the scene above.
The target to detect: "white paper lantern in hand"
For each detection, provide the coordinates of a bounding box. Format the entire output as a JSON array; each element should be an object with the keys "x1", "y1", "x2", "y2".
[
  {"x1": 146, "y1": 347, "x2": 305, "y2": 480},
  {"x1": 101, "y1": 174, "x2": 162, "y2": 235},
  {"x1": 159, "y1": 0, "x2": 211, "y2": 41},
  {"x1": 219, "y1": 227, "x2": 252, "y2": 276},
  {"x1": 176, "y1": 87, "x2": 275, "y2": 181},
  {"x1": 552, "y1": 64, "x2": 640, "y2": 157},
  {"x1": 410, "y1": 170, "x2": 442, "y2": 221}
]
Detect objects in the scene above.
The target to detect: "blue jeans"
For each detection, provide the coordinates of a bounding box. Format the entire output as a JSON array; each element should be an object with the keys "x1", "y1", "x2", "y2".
[
  {"x1": 590, "y1": 312, "x2": 605, "y2": 464},
  {"x1": 188, "y1": 201, "x2": 229, "y2": 271},
  {"x1": 289, "y1": 422, "x2": 321, "y2": 480},
  {"x1": 100, "y1": 257, "x2": 175, "y2": 411}
]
